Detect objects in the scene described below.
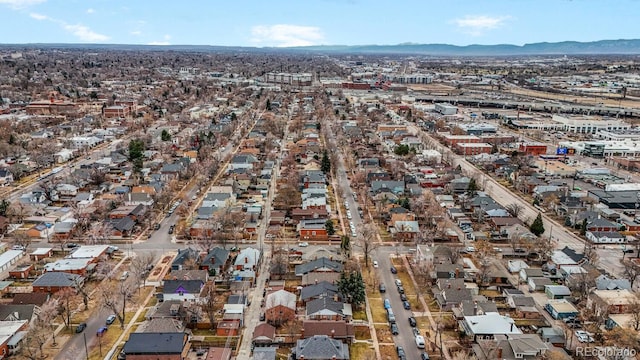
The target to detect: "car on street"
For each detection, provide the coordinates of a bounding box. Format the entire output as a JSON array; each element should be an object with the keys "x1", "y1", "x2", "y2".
[
  {"x1": 76, "y1": 322, "x2": 87, "y2": 333},
  {"x1": 400, "y1": 293, "x2": 407, "y2": 302},
  {"x1": 390, "y1": 266, "x2": 398, "y2": 274},
  {"x1": 154, "y1": 224, "x2": 161, "y2": 230},
  {"x1": 403, "y1": 300, "x2": 411, "y2": 310},
  {"x1": 412, "y1": 327, "x2": 420, "y2": 337},
  {"x1": 396, "y1": 345, "x2": 406, "y2": 360},
  {"x1": 408, "y1": 317, "x2": 417, "y2": 327},
  {"x1": 397, "y1": 285, "x2": 405, "y2": 294},
  {"x1": 299, "y1": 242, "x2": 309, "y2": 247},
  {"x1": 384, "y1": 298, "x2": 391, "y2": 310},
  {"x1": 415, "y1": 335, "x2": 426, "y2": 349},
  {"x1": 106, "y1": 315, "x2": 116, "y2": 325},
  {"x1": 97, "y1": 326, "x2": 108, "y2": 337},
  {"x1": 575, "y1": 330, "x2": 594, "y2": 343},
  {"x1": 120, "y1": 271, "x2": 129, "y2": 281},
  {"x1": 623, "y1": 249, "x2": 634, "y2": 254},
  {"x1": 379, "y1": 284, "x2": 386, "y2": 293},
  {"x1": 11, "y1": 245, "x2": 25, "y2": 251},
  {"x1": 373, "y1": 261, "x2": 378, "y2": 268},
  {"x1": 260, "y1": 313, "x2": 265, "y2": 321},
  {"x1": 420, "y1": 352, "x2": 430, "y2": 360},
  {"x1": 390, "y1": 323, "x2": 399, "y2": 335},
  {"x1": 168, "y1": 225, "x2": 175, "y2": 234},
  {"x1": 395, "y1": 279, "x2": 402, "y2": 286}
]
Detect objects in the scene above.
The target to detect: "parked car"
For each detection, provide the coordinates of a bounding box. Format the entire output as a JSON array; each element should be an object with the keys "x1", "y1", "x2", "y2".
[
  {"x1": 390, "y1": 266, "x2": 398, "y2": 274},
  {"x1": 403, "y1": 300, "x2": 411, "y2": 310},
  {"x1": 76, "y1": 322, "x2": 87, "y2": 333},
  {"x1": 412, "y1": 327, "x2": 420, "y2": 337},
  {"x1": 400, "y1": 293, "x2": 408, "y2": 302},
  {"x1": 119, "y1": 271, "x2": 129, "y2": 281},
  {"x1": 415, "y1": 335, "x2": 425, "y2": 349},
  {"x1": 97, "y1": 326, "x2": 108, "y2": 337},
  {"x1": 154, "y1": 224, "x2": 160, "y2": 230},
  {"x1": 298, "y1": 242, "x2": 309, "y2": 247},
  {"x1": 373, "y1": 261, "x2": 378, "y2": 268},
  {"x1": 397, "y1": 285, "x2": 405, "y2": 294},
  {"x1": 575, "y1": 330, "x2": 594, "y2": 343},
  {"x1": 384, "y1": 299, "x2": 391, "y2": 310},
  {"x1": 396, "y1": 345, "x2": 406, "y2": 360},
  {"x1": 106, "y1": 315, "x2": 116, "y2": 325},
  {"x1": 408, "y1": 317, "x2": 417, "y2": 327},
  {"x1": 390, "y1": 323, "x2": 399, "y2": 335},
  {"x1": 379, "y1": 284, "x2": 386, "y2": 293},
  {"x1": 168, "y1": 225, "x2": 175, "y2": 234},
  {"x1": 260, "y1": 313, "x2": 265, "y2": 321},
  {"x1": 420, "y1": 352, "x2": 430, "y2": 360},
  {"x1": 11, "y1": 245, "x2": 25, "y2": 251},
  {"x1": 395, "y1": 279, "x2": 402, "y2": 286}
]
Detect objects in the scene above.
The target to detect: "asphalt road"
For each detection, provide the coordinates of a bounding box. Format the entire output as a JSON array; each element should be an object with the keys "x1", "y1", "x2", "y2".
[
  {"x1": 376, "y1": 247, "x2": 424, "y2": 360},
  {"x1": 54, "y1": 307, "x2": 111, "y2": 360}
]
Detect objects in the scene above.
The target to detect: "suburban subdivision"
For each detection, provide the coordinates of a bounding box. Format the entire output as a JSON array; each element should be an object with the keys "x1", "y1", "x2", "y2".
[{"x1": 0, "y1": 48, "x2": 639, "y2": 360}]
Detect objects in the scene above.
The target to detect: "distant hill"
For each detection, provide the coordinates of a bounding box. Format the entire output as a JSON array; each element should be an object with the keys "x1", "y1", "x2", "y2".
[{"x1": 3, "y1": 39, "x2": 640, "y2": 56}]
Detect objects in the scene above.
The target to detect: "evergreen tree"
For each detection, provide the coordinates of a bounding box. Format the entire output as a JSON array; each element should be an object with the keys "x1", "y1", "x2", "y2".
[
  {"x1": 340, "y1": 235, "x2": 350, "y2": 256},
  {"x1": 266, "y1": 99, "x2": 271, "y2": 110},
  {"x1": 336, "y1": 271, "x2": 366, "y2": 309},
  {"x1": 325, "y1": 220, "x2": 335, "y2": 236},
  {"x1": 530, "y1": 212, "x2": 546, "y2": 236},
  {"x1": 128, "y1": 139, "x2": 145, "y2": 173},
  {"x1": 321, "y1": 150, "x2": 331, "y2": 174},
  {"x1": 161, "y1": 129, "x2": 171, "y2": 141},
  {"x1": 466, "y1": 178, "x2": 479, "y2": 196}
]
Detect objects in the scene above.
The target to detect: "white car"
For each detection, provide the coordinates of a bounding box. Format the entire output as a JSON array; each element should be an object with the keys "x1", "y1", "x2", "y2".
[
  {"x1": 373, "y1": 261, "x2": 378, "y2": 268},
  {"x1": 299, "y1": 242, "x2": 309, "y2": 247},
  {"x1": 575, "y1": 331, "x2": 594, "y2": 343},
  {"x1": 415, "y1": 335, "x2": 425, "y2": 349}
]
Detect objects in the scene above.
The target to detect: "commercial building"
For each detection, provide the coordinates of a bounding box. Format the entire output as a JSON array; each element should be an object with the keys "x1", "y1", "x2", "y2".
[
  {"x1": 456, "y1": 143, "x2": 493, "y2": 156},
  {"x1": 519, "y1": 143, "x2": 548, "y2": 156},
  {"x1": 435, "y1": 103, "x2": 458, "y2": 115},
  {"x1": 440, "y1": 134, "x2": 480, "y2": 147},
  {"x1": 551, "y1": 115, "x2": 629, "y2": 134},
  {"x1": 263, "y1": 73, "x2": 312, "y2": 86}
]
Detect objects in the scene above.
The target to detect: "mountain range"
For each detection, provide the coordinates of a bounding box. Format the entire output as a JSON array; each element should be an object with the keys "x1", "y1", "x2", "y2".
[{"x1": 3, "y1": 39, "x2": 640, "y2": 56}]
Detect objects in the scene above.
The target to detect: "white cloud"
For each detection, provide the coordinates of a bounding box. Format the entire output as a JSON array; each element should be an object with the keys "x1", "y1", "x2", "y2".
[
  {"x1": 63, "y1": 24, "x2": 109, "y2": 42},
  {"x1": 147, "y1": 41, "x2": 170, "y2": 46},
  {"x1": 29, "y1": 11, "x2": 109, "y2": 42},
  {"x1": 452, "y1": 15, "x2": 511, "y2": 36},
  {"x1": 0, "y1": 0, "x2": 46, "y2": 9},
  {"x1": 29, "y1": 12, "x2": 49, "y2": 20},
  {"x1": 130, "y1": 30, "x2": 142, "y2": 36},
  {"x1": 250, "y1": 24, "x2": 324, "y2": 47},
  {"x1": 86, "y1": 8, "x2": 95, "y2": 14}
]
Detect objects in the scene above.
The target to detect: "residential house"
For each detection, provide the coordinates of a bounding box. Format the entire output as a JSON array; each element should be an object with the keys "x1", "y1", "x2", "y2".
[
  {"x1": 434, "y1": 264, "x2": 464, "y2": 280},
  {"x1": 595, "y1": 275, "x2": 631, "y2": 291},
  {"x1": 295, "y1": 257, "x2": 343, "y2": 276},
  {"x1": 122, "y1": 332, "x2": 190, "y2": 360},
  {"x1": 435, "y1": 279, "x2": 473, "y2": 310},
  {"x1": 162, "y1": 280, "x2": 204, "y2": 303},
  {"x1": 171, "y1": 248, "x2": 200, "y2": 271},
  {"x1": 519, "y1": 268, "x2": 544, "y2": 282},
  {"x1": 306, "y1": 297, "x2": 352, "y2": 321},
  {"x1": 160, "y1": 162, "x2": 185, "y2": 181},
  {"x1": 44, "y1": 258, "x2": 94, "y2": 276},
  {"x1": 459, "y1": 312, "x2": 522, "y2": 342},
  {"x1": 0, "y1": 168, "x2": 13, "y2": 186},
  {"x1": 297, "y1": 219, "x2": 328, "y2": 241},
  {"x1": 538, "y1": 327, "x2": 566, "y2": 348},
  {"x1": 252, "y1": 323, "x2": 276, "y2": 346},
  {"x1": 474, "y1": 334, "x2": 548, "y2": 360},
  {"x1": 265, "y1": 290, "x2": 296, "y2": 326},
  {"x1": 588, "y1": 289, "x2": 637, "y2": 316},
  {"x1": 31, "y1": 272, "x2": 84, "y2": 294},
  {"x1": 124, "y1": 192, "x2": 154, "y2": 207},
  {"x1": 416, "y1": 244, "x2": 454, "y2": 265},
  {"x1": 200, "y1": 247, "x2": 230, "y2": 275},
  {"x1": 300, "y1": 281, "x2": 342, "y2": 304},
  {"x1": 234, "y1": 247, "x2": 260, "y2": 271},
  {"x1": 302, "y1": 320, "x2": 354, "y2": 343},
  {"x1": 0, "y1": 320, "x2": 28, "y2": 357},
  {"x1": 390, "y1": 220, "x2": 419, "y2": 242},
  {"x1": 293, "y1": 335, "x2": 349, "y2": 360},
  {"x1": 528, "y1": 277, "x2": 554, "y2": 292}
]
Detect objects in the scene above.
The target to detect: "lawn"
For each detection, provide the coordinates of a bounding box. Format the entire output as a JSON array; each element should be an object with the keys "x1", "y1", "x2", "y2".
[
  {"x1": 352, "y1": 309, "x2": 368, "y2": 321},
  {"x1": 350, "y1": 342, "x2": 375, "y2": 360},
  {"x1": 88, "y1": 325, "x2": 124, "y2": 360},
  {"x1": 369, "y1": 298, "x2": 387, "y2": 323},
  {"x1": 407, "y1": 294, "x2": 424, "y2": 312},
  {"x1": 396, "y1": 270, "x2": 417, "y2": 296},
  {"x1": 354, "y1": 326, "x2": 372, "y2": 340},
  {"x1": 374, "y1": 325, "x2": 393, "y2": 344},
  {"x1": 379, "y1": 344, "x2": 396, "y2": 359}
]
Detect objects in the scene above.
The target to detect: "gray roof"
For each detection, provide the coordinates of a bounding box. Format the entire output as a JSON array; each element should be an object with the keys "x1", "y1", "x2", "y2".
[
  {"x1": 163, "y1": 279, "x2": 204, "y2": 294},
  {"x1": 32, "y1": 272, "x2": 83, "y2": 288},
  {"x1": 123, "y1": 333, "x2": 186, "y2": 354},
  {"x1": 295, "y1": 257, "x2": 343, "y2": 276},
  {"x1": 370, "y1": 180, "x2": 405, "y2": 193},
  {"x1": 294, "y1": 335, "x2": 349, "y2": 360},
  {"x1": 0, "y1": 304, "x2": 36, "y2": 321},
  {"x1": 300, "y1": 281, "x2": 341, "y2": 302},
  {"x1": 513, "y1": 296, "x2": 536, "y2": 307},
  {"x1": 596, "y1": 275, "x2": 632, "y2": 290},
  {"x1": 171, "y1": 248, "x2": 200, "y2": 269},
  {"x1": 204, "y1": 192, "x2": 232, "y2": 201},
  {"x1": 201, "y1": 247, "x2": 230, "y2": 269},
  {"x1": 306, "y1": 297, "x2": 345, "y2": 316},
  {"x1": 253, "y1": 347, "x2": 277, "y2": 360}
]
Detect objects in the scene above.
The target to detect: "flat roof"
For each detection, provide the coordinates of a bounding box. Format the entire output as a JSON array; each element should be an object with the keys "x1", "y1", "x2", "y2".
[
  {"x1": 0, "y1": 250, "x2": 23, "y2": 268},
  {"x1": 68, "y1": 245, "x2": 109, "y2": 259},
  {"x1": 44, "y1": 258, "x2": 93, "y2": 271},
  {"x1": 547, "y1": 300, "x2": 578, "y2": 313},
  {"x1": 30, "y1": 247, "x2": 53, "y2": 255}
]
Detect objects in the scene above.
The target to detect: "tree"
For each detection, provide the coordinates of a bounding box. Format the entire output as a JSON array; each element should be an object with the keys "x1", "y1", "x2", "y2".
[
  {"x1": 98, "y1": 278, "x2": 137, "y2": 329},
  {"x1": 466, "y1": 178, "x2": 479, "y2": 197},
  {"x1": 336, "y1": 271, "x2": 366, "y2": 309},
  {"x1": 340, "y1": 235, "x2": 351, "y2": 257},
  {"x1": 621, "y1": 259, "x2": 640, "y2": 288},
  {"x1": 505, "y1": 203, "x2": 524, "y2": 218},
  {"x1": 56, "y1": 287, "x2": 77, "y2": 329},
  {"x1": 529, "y1": 212, "x2": 545, "y2": 236},
  {"x1": 128, "y1": 138, "x2": 145, "y2": 173},
  {"x1": 394, "y1": 144, "x2": 410, "y2": 156},
  {"x1": 130, "y1": 252, "x2": 156, "y2": 288},
  {"x1": 325, "y1": 219, "x2": 335, "y2": 236},
  {"x1": 321, "y1": 149, "x2": 331, "y2": 174},
  {"x1": 0, "y1": 199, "x2": 9, "y2": 217},
  {"x1": 356, "y1": 223, "x2": 379, "y2": 267},
  {"x1": 201, "y1": 283, "x2": 219, "y2": 329},
  {"x1": 161, "y1": 129, "x2": 171, "y2": 141}
]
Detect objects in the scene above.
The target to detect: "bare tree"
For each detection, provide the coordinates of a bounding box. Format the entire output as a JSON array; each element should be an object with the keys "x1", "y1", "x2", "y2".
[
  {"x1": 621, "y1": 259, "x2": 640, "y2": 288},
  {"x1": 201, "y1": 283, "x2": 219, "y2": 329},
  {"x1": 356, "y1": 223, "x2": 380, "y2": 267},
  {"x1": 55, "y1": 287, "x2": 78, "y2": 329},
  {"x1": 98, "y1": 278, "x2": 137, "y2": 329},
  {"x1": 505, "y1": 203, "x2": 524, "y2": 218},
  {"x1": 130, "y1": 252, "x2": 156, "y2": 288}
]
